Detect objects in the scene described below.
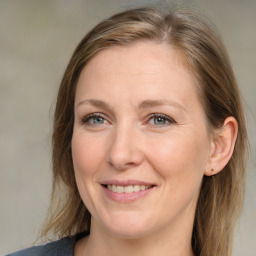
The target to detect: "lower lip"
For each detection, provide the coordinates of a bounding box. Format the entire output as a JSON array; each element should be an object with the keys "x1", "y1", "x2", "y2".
[{"x1": 102, "y1": 185, "x2": 155, "y2": 203}]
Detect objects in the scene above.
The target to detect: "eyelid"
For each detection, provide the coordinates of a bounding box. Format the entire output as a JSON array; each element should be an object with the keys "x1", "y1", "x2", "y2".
[
  {"x1": 146, "y1": 113, "x2": 176, "y2": 126},
  {"x1": 81, "y1": 112, "x2": 110, "y2": 125},
  {"x1": 80, "y1": 112, "x2": 175, "y2": 127}
]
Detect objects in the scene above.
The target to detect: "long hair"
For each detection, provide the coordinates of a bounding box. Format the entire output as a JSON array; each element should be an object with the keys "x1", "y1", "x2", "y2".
[{"x1": 41, "y1": 5, "x2": 248, "y2": 256}]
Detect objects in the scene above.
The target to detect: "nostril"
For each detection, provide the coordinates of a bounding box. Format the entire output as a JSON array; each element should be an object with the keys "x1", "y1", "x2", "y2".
[{"x1": 106, "y1": 136, "x2": 144, "y2": 170}]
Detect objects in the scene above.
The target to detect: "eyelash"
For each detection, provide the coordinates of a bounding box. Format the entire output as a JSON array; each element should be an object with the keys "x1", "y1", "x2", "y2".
[
  {"x1": 81, "y1": 113, "x2": 176, "y2": 127},
  {"x1": 81, "y1": 113, "x2": 107, "y2": 125},
  {"x1": 147, "y1": 113, "x2": 176, "y2": 126}
]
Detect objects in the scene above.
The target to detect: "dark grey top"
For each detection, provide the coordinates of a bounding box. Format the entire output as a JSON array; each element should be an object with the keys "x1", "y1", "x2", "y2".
[{"x1": 5, "y1": 233, "x2": 88, "y2": 256}]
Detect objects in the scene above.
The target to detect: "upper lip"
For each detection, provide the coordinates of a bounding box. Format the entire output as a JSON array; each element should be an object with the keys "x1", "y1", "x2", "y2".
[{"x1": 100, "y1": 179, "x2": 156, "y2": 186}]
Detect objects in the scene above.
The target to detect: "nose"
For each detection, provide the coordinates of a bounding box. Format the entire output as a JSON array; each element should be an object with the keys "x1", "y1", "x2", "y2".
[{"x1": 107, "y1": 125, "x2": 144, "y2": 170}]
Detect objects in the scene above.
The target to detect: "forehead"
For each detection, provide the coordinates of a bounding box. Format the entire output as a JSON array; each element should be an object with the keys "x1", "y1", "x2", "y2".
[
  {"x1": 82, "y1": 42, "x2": 187, "y2": 74},
  {"x1": 75, "y1": 41, "x2": 201, "y2": 112}
]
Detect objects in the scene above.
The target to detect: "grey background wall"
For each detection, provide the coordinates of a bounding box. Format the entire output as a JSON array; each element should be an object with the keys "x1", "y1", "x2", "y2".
[{"x1": 1, "y1": 0, "x2": 255, "y2": 255}]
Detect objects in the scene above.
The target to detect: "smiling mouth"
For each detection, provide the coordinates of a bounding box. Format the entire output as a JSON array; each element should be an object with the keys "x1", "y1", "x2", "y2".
[{"x1": 104, "y1": 184, "x2": 154, "y2": 193}]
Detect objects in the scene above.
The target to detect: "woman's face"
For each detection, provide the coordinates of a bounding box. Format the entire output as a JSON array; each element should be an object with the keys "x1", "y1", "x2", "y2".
[{"x1": 72, "y1": 42, "x2": 213, "y2": 239}]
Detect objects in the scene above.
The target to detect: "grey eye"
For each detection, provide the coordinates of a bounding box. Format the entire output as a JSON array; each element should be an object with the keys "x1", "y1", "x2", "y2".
[
  {"x1": 153, "y1": 116, "x2": 169, "y2": 125},
  {"x1": 90, "y1": 116, "x2": 105, "y2": 124},
  {"x1": 82, "y1": 113, "x2": 108, "y2": 125},
  {"x1": 148, "y1": 114, "x2": 174, "y2": 126}
]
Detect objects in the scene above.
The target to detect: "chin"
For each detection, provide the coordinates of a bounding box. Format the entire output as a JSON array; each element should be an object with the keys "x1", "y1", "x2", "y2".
[{"x1": 98, "y1": 213, "x2": 155, "y2": 239}]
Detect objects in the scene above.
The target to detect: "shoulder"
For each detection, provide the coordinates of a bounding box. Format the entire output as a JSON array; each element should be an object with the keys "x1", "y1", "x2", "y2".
[{"x1": 5, "y1": 237, "x2": 75, "y2": 256}]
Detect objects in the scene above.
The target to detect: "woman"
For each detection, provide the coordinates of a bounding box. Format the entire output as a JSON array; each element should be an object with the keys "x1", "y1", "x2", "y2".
[{"x1": 7, "y1": 4, "x2": 248, "y2": 256}]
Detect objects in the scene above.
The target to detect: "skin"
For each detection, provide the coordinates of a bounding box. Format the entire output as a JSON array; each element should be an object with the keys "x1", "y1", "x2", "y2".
[{"x1": 72, "y1": 41, "x2": 238, "y2": 256}]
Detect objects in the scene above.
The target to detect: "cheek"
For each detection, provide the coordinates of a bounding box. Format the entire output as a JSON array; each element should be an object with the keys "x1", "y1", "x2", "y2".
[
  {"x1": 146, "y1": 132, "x2": 209, "y2": 189},
  {"x1": 71, "y1": 132, "x2": 106, "y2": 177},
  {"x1": 71, "y1": 132, "x2": 107, "y2": 213}
]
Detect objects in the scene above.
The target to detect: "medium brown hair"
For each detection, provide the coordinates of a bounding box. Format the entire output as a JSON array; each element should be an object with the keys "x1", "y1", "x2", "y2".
[{"x1": 41, "y1": 5, "x2": 248, "y2": 256}]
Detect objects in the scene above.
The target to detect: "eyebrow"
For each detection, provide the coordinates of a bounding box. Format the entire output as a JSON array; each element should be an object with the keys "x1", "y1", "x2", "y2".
[
  {"x1": 138, "y1": 99, "x2": 185, "y2": 111},
  {"x1": 76, "y1": 99, "x2": 185, "y2": 111},
  {"x1": 76, "y1": 99, "x2": 110, "y2": 109}
]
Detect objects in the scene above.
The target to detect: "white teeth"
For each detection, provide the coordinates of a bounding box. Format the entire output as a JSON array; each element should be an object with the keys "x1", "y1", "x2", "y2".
[
  {"x1": 134, "y1": 185, "x2": 140, "y2": 192},
  {"x1": 106, "y1": 184, "x2": 151, "y2": 193},
  {"x1": 140, "y1": 185, "x2": 146, "y2": 191},
  {"x1": 112, "y1": 184, "x2": 117, "y2": 192},
  {"x1": 125, "y1": 185, "x2": 133, "y2": 193},
  {"x1": 116, "y1": 185, "x2": 125, "y2": 193}
]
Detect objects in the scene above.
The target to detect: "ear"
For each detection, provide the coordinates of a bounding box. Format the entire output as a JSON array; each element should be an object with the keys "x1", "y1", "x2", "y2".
[{"x1": 204, "y1": 116, "x2": 238, "y2": 176}]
